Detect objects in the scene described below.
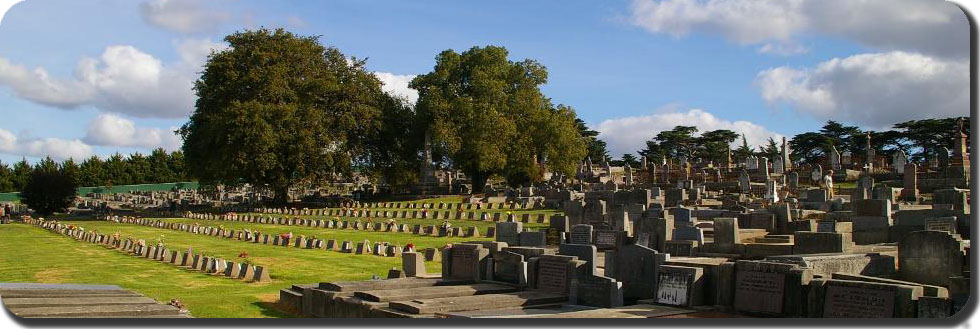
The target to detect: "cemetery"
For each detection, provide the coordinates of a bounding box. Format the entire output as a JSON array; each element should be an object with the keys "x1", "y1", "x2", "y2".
[
  {"x1": 0, "y1": 24, "x2": 971, "y2": 320},
  {"x1": 1, "y1": 121, "x2": 968, "y2": 319}
]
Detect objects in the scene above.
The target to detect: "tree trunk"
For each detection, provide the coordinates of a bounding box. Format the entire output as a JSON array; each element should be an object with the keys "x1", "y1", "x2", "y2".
[
  {"x1": 273, "y1": 185, "x2": 289, "y2": 207},
  {"x1": 470, "y1": 171, "x2": 488, "y2": 194}
]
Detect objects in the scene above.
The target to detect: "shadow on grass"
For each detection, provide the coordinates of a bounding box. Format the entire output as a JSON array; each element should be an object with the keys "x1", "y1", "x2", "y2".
[{"x1": 252, "y1": 300, "x2": 301, "y2": 318}]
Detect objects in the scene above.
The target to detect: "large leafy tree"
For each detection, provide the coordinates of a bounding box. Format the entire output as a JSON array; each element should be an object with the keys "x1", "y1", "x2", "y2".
[
  {"x1": 19, "y1": 160, "x2": 78, "y2": 216},
  {"x1": 410, "y1": 45, "x2": 585, "y2": 191},
  {"x1": 698, "y1": 129, "x2": 739, "y2": 163},
  {"x1": 576, "y1": 118, "x2": 609, "y2": 162},
  {"x1": 819, "y1": 121, "x2": 863, "y2": 153},
  {"x1": 359, "y1": 95, "x2": 421, "y2": 189},
  {"x1": 180, "y1": 29, "x2": 389, "y2": 204},
  {"x1": 640, "y1": 126, "x2": 699, "y2": 160},
  {"x1": 893, "y1": 117, "x2": 970, "y2": 161}
]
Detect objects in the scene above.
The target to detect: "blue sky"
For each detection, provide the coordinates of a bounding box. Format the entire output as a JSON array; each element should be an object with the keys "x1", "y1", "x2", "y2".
[{"x1": 0, "y1": 0, "x2": 970, "y2": 164}]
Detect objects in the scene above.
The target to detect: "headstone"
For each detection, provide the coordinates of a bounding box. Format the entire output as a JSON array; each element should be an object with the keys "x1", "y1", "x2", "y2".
[
  {"x1": 656, "y1": 265, "x2": 704, "y2": 307},
  {"x1": 495, "y1": 222, "x2": 522, "y2": 246},
  {"x1": 898, "y1": 231, "x2": 965, "y2": 286},
  {"x1": 605, "y1": 244, "x2": 669, "y2": 301}
]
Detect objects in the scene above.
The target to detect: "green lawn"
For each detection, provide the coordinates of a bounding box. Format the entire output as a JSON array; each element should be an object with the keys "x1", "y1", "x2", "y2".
[
  {"x1": 72, "y1": 218, "x2": 486, "y2": 251},
  {"x1": 0, "y1": 221, "x2": 448, "y2": 318}
]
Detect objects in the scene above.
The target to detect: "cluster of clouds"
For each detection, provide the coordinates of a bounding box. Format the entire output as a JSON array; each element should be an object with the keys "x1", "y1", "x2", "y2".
[
  {"x1": 0, "y1": 0, "x2": 416, "y2": 161},
  {"x1": 629, "y1": 0, "x2": 967, "y2": 58},
  {"x1": 596, "y1": 107, "x2": 783, "y2": 156},
  {"x1": 0, "y1": 128, "x2": 93, "y2": 161},
  {"x1": 594, "y1": 0, "x2": 970, "y2": 156}
]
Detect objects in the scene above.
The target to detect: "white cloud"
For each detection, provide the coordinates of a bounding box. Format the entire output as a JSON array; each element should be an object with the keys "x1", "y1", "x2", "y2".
[
  {"x1": 757, "y1": 41, "x2": 808, "y2": 56},
  {"x1": 375, "y1": 72, "x2": 419, "y2": 104},
  {"x1": 0, "y1": 57, "x2": 95, "y2": 108},
  {"x1": 0, "y1": 39, "x2": 225, "y2": 118},
  {"x1": 0, "y1": 0, "x2": 25, "y2": 26},
  {"x1": 630, "y1": 0, "x2": 968, "y2": 58},
  {"x1": 596, "y1": 107, "x2": 783, "y2": 156},
  {"x1": 757, "y1": 51, "x2": 969, "y2": 128},
  {"x1": 83, "y1": 114, "x2": 181, "y2": 151},
  {"x1": 175, "y1": 38, "x2": 227, "y2": 69},
  {"x1": 0, "y1": 128, "x2": 93, "y2": 161},
  {"x1": 139, "y1": 0, "x2": 231, "y2": 34}
]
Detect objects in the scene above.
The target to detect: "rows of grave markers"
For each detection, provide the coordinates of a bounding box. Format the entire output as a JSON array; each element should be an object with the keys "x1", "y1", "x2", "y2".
[
  {"x1": 178, "y1": 212, "x2": 497, "y2": 238},
  {"x1": 106, "y1": 216, "x2": 442, "y2": 261},
  {"x1": 26, "y1": 218, "x2": 270, "y2": 283}
]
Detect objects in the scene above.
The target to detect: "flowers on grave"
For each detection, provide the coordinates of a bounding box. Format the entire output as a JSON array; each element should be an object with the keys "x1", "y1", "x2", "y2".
[
  {"x1": 405, "y1": 243, "x2": 415, "y2": 252},
  {"x1": 238, "y1": 251, "x2": 252, "y2": 266},
  {"x1": 168, "y1": 299, "x2": 185, "y2": 310},
  {"x1": 156, "y1": 235, "x2": 166, "y2": 246}
]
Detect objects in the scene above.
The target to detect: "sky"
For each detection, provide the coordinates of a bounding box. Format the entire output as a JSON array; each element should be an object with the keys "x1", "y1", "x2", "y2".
[{"x1": 0, "y1": 0, "x2": 971, "y2": 164}]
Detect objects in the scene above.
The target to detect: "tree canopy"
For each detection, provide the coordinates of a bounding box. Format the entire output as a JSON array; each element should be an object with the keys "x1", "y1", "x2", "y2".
[
  {"x1": 18, "y1": 157, "x2": 78, "y2": 216},
  {"x1": 180, "y1": 29, "x2": 394, "y2": 203},
  {"x1": 410, "y1": 45, "x2": 586, "y2": 190}
]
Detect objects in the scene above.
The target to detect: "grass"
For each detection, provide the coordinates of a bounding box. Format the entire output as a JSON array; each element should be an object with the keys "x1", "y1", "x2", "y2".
[{"x1": 0, "y1": 221, "x2": 452, "y2": 318}]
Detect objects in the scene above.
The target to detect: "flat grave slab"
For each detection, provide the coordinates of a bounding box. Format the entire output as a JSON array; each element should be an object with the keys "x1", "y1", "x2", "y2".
[
  {"x1": 0, "y1": 283, "x2": 189, "y2": 318},
  {"x1": 353, "y1": 283, "x2": 518, "y2": 302},
  {"x1": 388, "y1": 291, "x2": 568, "y2": 314}
]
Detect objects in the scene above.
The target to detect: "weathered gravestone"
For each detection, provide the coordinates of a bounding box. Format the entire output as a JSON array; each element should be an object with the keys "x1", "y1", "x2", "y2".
[
  {"x1": 530, "y1": 255, "x2": 583, "y2": 294},
  {"x1": 518, "y1": 231, "x2": 547, "y2": 247},
  {"x1": 605, "y1": 244, "x2": 669, "y2": 301},
  {"x1": 491, "y1": 250, "x2": 527, "y2": 286},
  {"x1": 442, "y1": 244, "x2": 490, "y2": 282},
  {"x1": 732, "y1": 260, "x2": 812, "y2": 317},
  {"x1": 655, "y1": 265, "x2": 704, "y2": 307},
  {"x1": 712, "y1": 217, "x2": 740, "y2": 253},
  {"x1": 568, "y1": 224, "x2": 593, "y2": 245},
  {"x1": 495, "y1": 222, "x2": 522, "y2": 246},
  {"x1": 558, "y1": 243, "x2": 598, "y2": 274},
  {"x1": 569, "y1": 274, "x2": 624, "y2": 308},
  {"x1": 593, "y1": 230, "x2": 627, "y2": 250},
  {"x1": 898, "y1": 230, "x2": 965, "y2": 286},
  {"x1": 811, "y1": 279, "x2": 922, "y2": 318}
]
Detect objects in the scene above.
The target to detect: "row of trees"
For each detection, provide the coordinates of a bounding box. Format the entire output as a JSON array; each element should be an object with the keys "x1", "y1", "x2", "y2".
[
  {"x1": 612, "y1": 118, "x2": 969, "y2": 166},
  {"x1": 180, "y1": 29, "x2": 589, "y2": 203},
  {"x1": 789, "y1": 118, "x2": 970, "y2": 164},
  {"x1": 0, "y1": 149, "x2": 188, "y2": 193}
]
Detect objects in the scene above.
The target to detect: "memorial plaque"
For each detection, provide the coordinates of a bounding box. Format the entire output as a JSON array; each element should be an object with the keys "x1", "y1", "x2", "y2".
[
  {"x1": 817, "y1": 220, "x2": 837, "y2": 233},
  {"x1": 569, "y1": 224, "x2": 593, "y2": 245},
  {"x1": 594, "y1": 230, "x2": 622, "y2": 249},
  {"x1": 635, "y1": 233, "x2": 651, "y2": 248},
  {"x1": 924, "y1": 217, "x2": 956, "y2": 234},
  {"x1": 823, "y1": 285, "x2": 895, "y2": 318},
  {"x1": 656, "y1": 271, "x2": 691, "y2": 306},
  {"x1": 734, "y1": 271, "x2": 785, "y2": 314},
  {"x1": 449, "y1": 248, "x2": 475, "y2": 280},
  {"x1": 535, "y1": 256, "x2": 570, "y2": 293}
]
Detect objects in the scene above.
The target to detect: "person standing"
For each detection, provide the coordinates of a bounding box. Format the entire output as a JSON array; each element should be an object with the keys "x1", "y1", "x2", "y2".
[{"x1": 823, "y1": 170, "x2": 835, "y2": 198}]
